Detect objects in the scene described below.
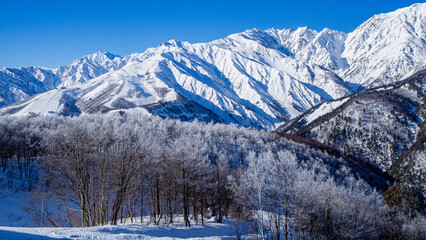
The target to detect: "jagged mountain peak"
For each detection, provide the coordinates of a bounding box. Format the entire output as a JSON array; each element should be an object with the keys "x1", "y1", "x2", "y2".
[
  {"x1": 386, "y1": 2, "x2": 425, "y2": 18},
  {"x1": 225, "y1": 26, "x2": 347, "y2": 71},
  {"x1": 72, "y1": 51, "x2": 122, "y2": 65},
  {"x1": 233, "y1": 28, "x2": 281, "y2": 49},
  {"x1": 51, "y1": 51, "x2": 127, "y2": 88},
  {"x1": 233, "y1": 26, "x2": 319, "y2": 46},
  {"x1": 140, "y1": 40, "x2": 193, "y2": 57},
  {"x1": 293, "y1": 26, "x2": 317, "y2": 36},
  {"x1": 342, "y1": 2, "x2": 426, "y2": 87},
  {"x1": 160, "y1": 39, "x2": 188, "y2": 48}
]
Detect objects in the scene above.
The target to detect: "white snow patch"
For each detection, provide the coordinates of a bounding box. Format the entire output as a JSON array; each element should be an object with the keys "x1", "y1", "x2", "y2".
[{"x1": 304, "y1": 98, "x2": 349, "y2": 125}]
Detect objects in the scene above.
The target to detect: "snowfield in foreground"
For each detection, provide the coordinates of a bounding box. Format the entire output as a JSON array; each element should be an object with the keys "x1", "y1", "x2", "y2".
[{"x1": 0, "y1": 218, "x2": 235, "y2": 240}]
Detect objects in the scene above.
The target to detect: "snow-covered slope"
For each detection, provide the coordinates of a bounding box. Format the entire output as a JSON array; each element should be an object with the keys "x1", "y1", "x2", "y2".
[
  {"x1": 0, "y1": 3, "x2": 425, "y2": 128},
  {"x1": 342, "y1": 3, "x2": 426, "y2": 89}
]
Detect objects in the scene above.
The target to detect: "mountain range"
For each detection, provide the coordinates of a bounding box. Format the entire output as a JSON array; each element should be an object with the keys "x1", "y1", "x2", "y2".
[{"x1": 0, "y1": 3, "x2": 425, "y2": 129}]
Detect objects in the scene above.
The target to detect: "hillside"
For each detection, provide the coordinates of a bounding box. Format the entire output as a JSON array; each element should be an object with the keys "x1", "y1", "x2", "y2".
[{"x1": 279, "y1": 69, "x2": 426, "y2": 192}]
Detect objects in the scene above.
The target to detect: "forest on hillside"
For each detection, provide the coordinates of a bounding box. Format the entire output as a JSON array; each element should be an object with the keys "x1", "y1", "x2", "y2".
[{"x1": 0, "y1": 113, "x2": 425, "y2": 239}]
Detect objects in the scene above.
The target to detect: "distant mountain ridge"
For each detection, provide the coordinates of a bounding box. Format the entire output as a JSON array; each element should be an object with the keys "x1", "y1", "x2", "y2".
[
  {"x1": 0, "y1": 51, "x2": 125, "y2": 107},
  {"x1": 1, "y1": 3, "x2": 425, "y2": 128}
]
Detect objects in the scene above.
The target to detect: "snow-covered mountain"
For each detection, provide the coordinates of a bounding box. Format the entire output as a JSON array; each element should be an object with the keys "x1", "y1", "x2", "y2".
[
  {"x1": 0, "y1": 51, "x2": 124, "y2": 108},
  {"x1": 0, "y1": 66, "x2": 61, "y2": 107},
  {"x1": 55, "y1": 51, "x2": 125, "y2": 88},
  {"x1": 0, "y1": 3, "x2": 425, "y2": 128},
  {"x1": 342, "y1": 3, "x2": 426, "y2": 89},
  {"x1": 0, "y1": 31, "x2": 354, "y2": 128}
]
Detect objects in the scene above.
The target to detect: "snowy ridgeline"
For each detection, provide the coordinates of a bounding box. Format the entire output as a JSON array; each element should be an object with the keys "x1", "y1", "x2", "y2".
[{"x1": 0, "y1": 113, "x2": 425, "y2": 239}]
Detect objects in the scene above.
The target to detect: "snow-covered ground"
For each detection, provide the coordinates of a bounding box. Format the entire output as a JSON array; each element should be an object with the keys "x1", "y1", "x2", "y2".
[
  {"x1": 0, "y1": 218, "x2": 236, "y2": 240},
  {"x1": 0, "y1": 166, "x2": 236, "y2": 240},
  {"x1": 0, "y1": 160, "x2": 38, "y2": 228},
  {"x1": 0, "y1": 190, "x2": 34, "y2": 227}
]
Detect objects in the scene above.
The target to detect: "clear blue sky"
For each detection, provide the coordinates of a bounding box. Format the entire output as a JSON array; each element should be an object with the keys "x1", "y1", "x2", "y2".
[{"x1": 0, "y1": 0, "x2": 421, "y2": 68}]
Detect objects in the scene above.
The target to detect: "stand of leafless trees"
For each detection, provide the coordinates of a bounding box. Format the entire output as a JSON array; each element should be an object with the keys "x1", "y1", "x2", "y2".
[{"x1": 0, "y1": 113, "x2": 424, "y2": 239}]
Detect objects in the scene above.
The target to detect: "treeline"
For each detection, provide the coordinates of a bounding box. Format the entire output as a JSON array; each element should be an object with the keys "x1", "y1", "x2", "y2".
[
  {"x1": 0, "y1": 116, "x2": 40, "y2": 191},
  {"x1": 0, "y1": 113, "x2": 424, "y2": 239}
]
